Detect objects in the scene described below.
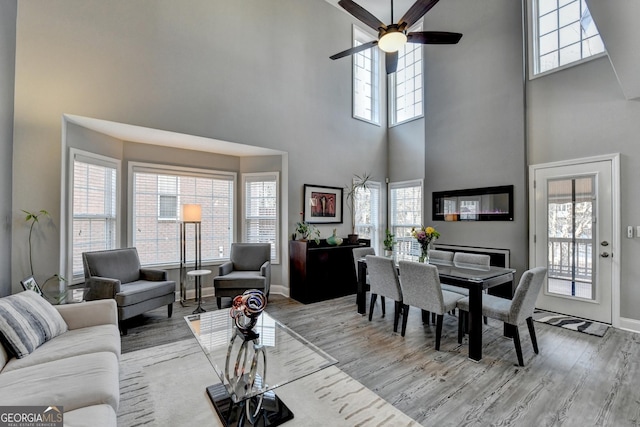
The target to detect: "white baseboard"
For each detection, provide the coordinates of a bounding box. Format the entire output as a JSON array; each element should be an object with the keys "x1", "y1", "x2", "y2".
[
  {"x1": 618, "y1": 317, "x2": 640, "y2": 334},
  {"x1": 269, "y1": 284, "x2": 289, "y2": 298}
]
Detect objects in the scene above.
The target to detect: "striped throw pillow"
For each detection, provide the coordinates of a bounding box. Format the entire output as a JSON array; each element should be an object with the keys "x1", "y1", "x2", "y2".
[{"x1": 0, "y1": 290, "x2": 68, "y2": 358}]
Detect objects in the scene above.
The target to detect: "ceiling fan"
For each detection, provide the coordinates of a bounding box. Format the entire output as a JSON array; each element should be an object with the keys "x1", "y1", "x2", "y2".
[{"x1": 330, "y1": 0, "x2": 463, "y2": 74}]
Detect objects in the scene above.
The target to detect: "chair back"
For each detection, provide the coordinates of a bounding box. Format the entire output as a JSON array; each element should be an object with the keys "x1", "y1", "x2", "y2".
[
  {"x1": 352, "y1": 247, "x2": 376, "y2": 280},
  {"x1": 453, "y1": 252, "x2": 491, "y2": 266},
  {"x1": 82, "y1": 248, "x2": 141, "y2": 283},
  {"x1": 509, "y1": 267, "x2": 548, "y2": 323},
  {"x1": 428, "y1": 249, "x2": 454, "y2": 262},
  {"x1": 230, "y1": 243, "x2": 271, "y2": 271},
  {"x1": 398, "y1": 261, "x2": 445, "y2": 314},
  {"x1": 365, "y1": 255, "x2": 402, "y2": 301}
]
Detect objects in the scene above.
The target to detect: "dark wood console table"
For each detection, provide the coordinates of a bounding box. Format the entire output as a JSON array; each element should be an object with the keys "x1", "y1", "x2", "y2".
[{"x1": 289, "y1": 239, "x2": 369, "y2": 304}]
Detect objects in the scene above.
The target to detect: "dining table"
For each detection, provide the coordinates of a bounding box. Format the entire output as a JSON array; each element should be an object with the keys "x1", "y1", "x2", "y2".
[{"x1": 356, "y1": 257, "x2": 516, "y2": 362}]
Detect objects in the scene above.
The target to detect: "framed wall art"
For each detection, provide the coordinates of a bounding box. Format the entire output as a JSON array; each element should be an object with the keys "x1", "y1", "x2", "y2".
[
  {"x1": 303, "y1": 184, "x2": 343, "y2": 224},
  {"x1": 20, "y1": 276, "x2": 42, "y2": 296}
]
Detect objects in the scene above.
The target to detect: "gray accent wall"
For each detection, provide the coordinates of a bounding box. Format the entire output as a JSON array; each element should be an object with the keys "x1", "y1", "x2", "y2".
[
  {"x1": 0, "y1": 0, "x2": 17, "y2": 297},
  {"x1": 390, "y1": 0, "x2": 528, "y2": 280}
]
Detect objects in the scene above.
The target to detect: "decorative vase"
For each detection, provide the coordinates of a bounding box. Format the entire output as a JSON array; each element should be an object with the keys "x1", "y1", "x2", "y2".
[
  {"x1": 347, "y1": 234, "x2": 359, "y2": 244},
  {"x1": 384, "y1": 249, "x2": 393, "y2": 257},
  {"x1": 327, "y1": 229, "x2": 343, "y2": 246},
  {"x1": 418, "y1": 242, "x2": 431, "y2": 263}
]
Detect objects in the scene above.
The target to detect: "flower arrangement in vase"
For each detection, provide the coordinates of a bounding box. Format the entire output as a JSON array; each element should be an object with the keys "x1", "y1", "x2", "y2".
[{"x1": 410, "y1": 225, "x2": 440, "y2": 263}]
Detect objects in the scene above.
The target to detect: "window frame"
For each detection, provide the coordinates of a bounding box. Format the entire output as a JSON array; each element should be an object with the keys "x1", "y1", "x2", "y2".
[
  {"x1": 389, "y1": 179, "x2": 424, "y2": 261},
  {"x1": 526, "y1": 0, "x2": 607, "y2": 79},
  {"x1": 67, "y1": 148, "x2": 121, "y2": 283},
  {"x1": 388, "y1": 23, "x2": 424, "y2": 127},
  {"x1": 242, "y1": 172, "x2": 280, "y2": 265},
  {"x1": 354, "y1": 180, "x2": 382, "y2": 253},
  {"x1": 352, "y1": 24, "x2": 381, "y2": 126},
  {"x1": 127, "y1": 161, "x2": 237, "y2": 268}
]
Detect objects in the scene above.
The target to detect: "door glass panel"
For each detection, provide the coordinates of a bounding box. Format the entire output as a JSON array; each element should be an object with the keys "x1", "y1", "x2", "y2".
[{"x1": 547, "y1": 176, "x2": 595, "y2": 300}]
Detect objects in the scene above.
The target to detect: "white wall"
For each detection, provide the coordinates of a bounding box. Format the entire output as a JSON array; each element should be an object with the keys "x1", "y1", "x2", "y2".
[
  {"x1": 528, "y1": 56, "x2": 640, "y2": 321},
  {"x1": 0, "y1": 0, "x2": 17, "y2": 296},
  {"x1": 11, "y1": 0, "x2": 387, "y2": 291}
]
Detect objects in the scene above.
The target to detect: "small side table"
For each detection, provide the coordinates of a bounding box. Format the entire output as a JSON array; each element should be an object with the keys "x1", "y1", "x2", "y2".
[{"x1": 187, "y1": 269, "x2": 212, "y2": 314}]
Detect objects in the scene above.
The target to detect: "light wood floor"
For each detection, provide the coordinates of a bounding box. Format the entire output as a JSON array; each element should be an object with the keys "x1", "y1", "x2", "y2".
[{"x1": 121, "y1": 294, "x2": 640, "y2": 427}]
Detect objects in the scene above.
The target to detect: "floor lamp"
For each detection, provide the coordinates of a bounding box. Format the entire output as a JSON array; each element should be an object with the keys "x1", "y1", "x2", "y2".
[{"x1": 180, "y1": 204, "x2": 202, "y2": 305}]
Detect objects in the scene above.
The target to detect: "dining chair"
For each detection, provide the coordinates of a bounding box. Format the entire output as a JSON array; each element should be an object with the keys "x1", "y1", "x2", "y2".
[
  {"x1": 398, "y1": 261, "x2": 464, "y2": 350},
  {"x1": 456, "y1": 267, "x2": 548, "y2": 366},
  {"x1": 445, "y1": 252, "x2": 491, "y2": 322},
  {"x1": 427, "y1": 249, "x2": 454, "y2": 262},
  {"x1": 365, "y1": 255, "x2": 403, "y2": 333},
  {"x1": 352, "y1": 247, "x2": 376, "y2": 284}
]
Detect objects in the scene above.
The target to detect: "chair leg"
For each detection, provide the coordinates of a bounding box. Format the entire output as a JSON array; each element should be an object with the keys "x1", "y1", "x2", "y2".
[
  {"x1": 401, "y1": 305, "x2": 410, "y2": 337},
  {"x1": 509, "y1": 324, "x2": 524, "y2": 366},
  {"x1": 483, "y1": 316, "x2": 488, "y2": 325},
  {"x1": 435, "y1": 314, "x2": 444, "y2": 351},
  {"x1": 526, "y1": 317, "x2": 539, "y2": 354},
  {"x1": 458, "y1": 310, "x2": 465, "y2": 344},
  {"x1": 421, "y1": 309, "x2": 430, "y2": 325},
  {"x1": 431, "y1": 312, "x2": 436, "y2": 324},
  {"x1": 381, "y1": 296, "x2": 386, "y2": 318},
  {"x1": 369, "y1": 293, "x2": 377, "y2": 321},
  {"x1": 393, "y1": 301, "x2": 402, "y2": 333},
  {"x1": 217, "y1": 297, "x2": 222, "y2": 309},
  {"x1": 119, "y1": 321, "x2": 127, "y2": 336},
  {"x1": 168, "y1": 303, "x2": 173, "y2": 318}
]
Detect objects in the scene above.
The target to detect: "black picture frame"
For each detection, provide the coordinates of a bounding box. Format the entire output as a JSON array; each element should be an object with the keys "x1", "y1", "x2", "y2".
[
  {"x1": 20, "y1": 276, "x2": 42, "y2": 296},
  {"x1": 303, "y1": 184, "x2": 343, "y2": 224}
]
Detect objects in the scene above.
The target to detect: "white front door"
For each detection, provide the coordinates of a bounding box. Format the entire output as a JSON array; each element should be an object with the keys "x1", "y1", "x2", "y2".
[{"x1": 530, "y1": 155, "x2": 619, "y2": 324}]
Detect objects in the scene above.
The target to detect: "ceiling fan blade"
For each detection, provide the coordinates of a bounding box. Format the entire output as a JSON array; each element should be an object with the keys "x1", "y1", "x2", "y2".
[
  {"x1": 399, "y1": 0, "x2": 440, "y2": 30},
  {"x1": 385, "y1": 51, "x2": 398, "y2": 74},
  {"x1": 330, "y1": 40, "x2": 378, "y2": 60},
  {"x1": 338, "y1": 0, "x2": 387, "y2": 32},
  {"x1": 407, "y1": 31, "x2": 463, "y2": 44}
]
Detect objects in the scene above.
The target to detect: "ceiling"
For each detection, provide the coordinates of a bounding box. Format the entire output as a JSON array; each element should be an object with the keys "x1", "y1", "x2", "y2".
[{"x1": 325, "y1": 0, "x2": 419, "y2": 26}]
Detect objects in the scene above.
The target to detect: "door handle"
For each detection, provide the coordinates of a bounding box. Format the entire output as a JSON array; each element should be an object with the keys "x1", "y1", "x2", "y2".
[
  {"x1": 601, "y1": 241, "x2": 609, "y2": 246},
  {"x1": 600, "y1": 252, "x2": 610, "y2": 258}
]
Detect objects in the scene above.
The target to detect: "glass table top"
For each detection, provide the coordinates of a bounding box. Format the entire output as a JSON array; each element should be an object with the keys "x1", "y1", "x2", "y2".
[
  {"x1": 185, "y1": 310, "x2": 337, "y2": 403},
  {"x1": 428, "y1": 259, "x2": 516, "y2": 283}
]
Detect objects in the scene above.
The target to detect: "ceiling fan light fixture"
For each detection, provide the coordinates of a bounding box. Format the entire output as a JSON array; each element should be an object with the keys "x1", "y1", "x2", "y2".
[{"x1": 378, "y1": 31, "x2": 407, "y2": 53}]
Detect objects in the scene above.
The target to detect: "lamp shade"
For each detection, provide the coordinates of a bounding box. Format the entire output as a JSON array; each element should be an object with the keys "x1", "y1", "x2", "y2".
[
  {"x1": 378, "y1": 31, "x2": 407, "y2": 53},
  {"x1": 182, "y1": 204, "x2": 202, "y2": 222}
]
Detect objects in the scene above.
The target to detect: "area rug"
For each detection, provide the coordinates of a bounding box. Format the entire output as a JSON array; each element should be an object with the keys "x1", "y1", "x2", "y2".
[
  {"x1": 533, "y1": 310, "x2": 609, "y2": 337},
  {"x1": 118, "y1": 338, "x2": 420, "y2": 427}
]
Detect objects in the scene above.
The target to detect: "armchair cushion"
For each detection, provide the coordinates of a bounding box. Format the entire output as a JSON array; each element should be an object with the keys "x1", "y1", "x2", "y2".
[
  {"x1": 230, "y1": 243, "x2": 271, "y2": 271},
  {"x1": 83, "y1": 248, "x2": 141, "y2": 284},
  {"x1": 213, "y1": 272, "x2": 267, "y2": 290},
  {"x1": 115, "y1": 280, "x2": 177, "y2": 307}
]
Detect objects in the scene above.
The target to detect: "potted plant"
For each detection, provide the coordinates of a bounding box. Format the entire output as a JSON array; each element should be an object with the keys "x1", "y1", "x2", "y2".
[
  {"x1": 344, "y1": 172, "x2": 371, "y2": 244},
  {"x1": 383, "y1": 228, "x2": 395, "y2": 257},
  {"x1": 293, "y1": 219, "x2": 320, "y2": 244},
  {"x1": 23, "y1": 209, "x2": 68, "y2": 303}
]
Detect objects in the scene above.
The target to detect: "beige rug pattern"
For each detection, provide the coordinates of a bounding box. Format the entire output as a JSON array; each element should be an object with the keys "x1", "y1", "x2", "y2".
[{"x1": 118, "y1": 338, "x2": 420, "y2": 426}]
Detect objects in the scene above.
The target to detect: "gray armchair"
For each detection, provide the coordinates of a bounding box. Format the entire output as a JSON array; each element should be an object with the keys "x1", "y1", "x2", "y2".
[
  {"x1": 82, "y1": 247, "x2": 176, "y2": 335},
  {"x1": 213, "y1": 243, "x2": 271, "y2": 309}
]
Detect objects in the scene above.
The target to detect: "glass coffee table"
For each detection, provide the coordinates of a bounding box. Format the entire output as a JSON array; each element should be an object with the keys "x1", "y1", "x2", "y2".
[{"x1": 185, "y1": 310, "x2": 337, "y2": 426}]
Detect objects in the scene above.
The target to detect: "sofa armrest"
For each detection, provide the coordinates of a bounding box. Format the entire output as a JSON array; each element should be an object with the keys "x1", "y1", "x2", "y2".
[
  {"x1": 140, "y1": 268, "x2": 168, "y2": 281},
  {"x1": 85, "y1": 277, "x2": 121, "y2": 300},
  {"x1": 260, "y1": 261, "x2": 271, "y2": 295},
  {"x1": 218, "y1": 261, "x2": 233, "y2": 276},
  {"x1": 55, "y1": 299, "x2": 118, "y2": 330}
]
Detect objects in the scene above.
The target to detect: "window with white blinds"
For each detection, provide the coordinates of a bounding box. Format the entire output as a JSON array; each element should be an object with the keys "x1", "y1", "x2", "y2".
[
  {"x1": 389, "y1": 180, "x2": 423, "y2": 261},
  {"x1": 130, "y1": 163, "x2": 235, "y2": 267},
  {"x1": 243, "y1": 172, "x2": 279, "y2": 264},
  {"x1": 70, "y1": 149, "x2": 120, "y2": 281},
  {"x1": 354, "y1": 180, "x2": 381, "y2": 252}
]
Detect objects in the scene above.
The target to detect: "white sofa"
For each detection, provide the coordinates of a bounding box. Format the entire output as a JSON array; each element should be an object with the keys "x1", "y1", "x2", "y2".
[{"x1": 0, "y1": 298, "x2": 121, "y2": 426}]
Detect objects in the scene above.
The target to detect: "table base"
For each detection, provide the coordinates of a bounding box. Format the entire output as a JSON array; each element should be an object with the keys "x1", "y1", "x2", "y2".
[{"x1": 206, "y1": 383, "x2": 294, "y2": 427}]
